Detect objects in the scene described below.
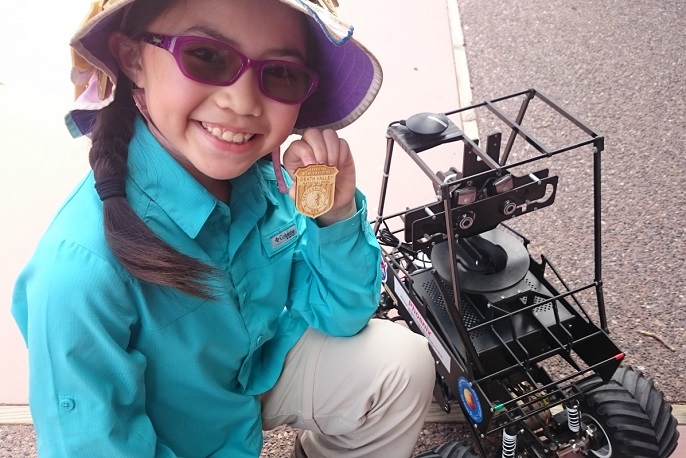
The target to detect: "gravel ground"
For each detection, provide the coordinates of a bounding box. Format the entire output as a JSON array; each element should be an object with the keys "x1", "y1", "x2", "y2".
[{"x1": 1, "y1": 423, "x2": 481, "y2": 457}]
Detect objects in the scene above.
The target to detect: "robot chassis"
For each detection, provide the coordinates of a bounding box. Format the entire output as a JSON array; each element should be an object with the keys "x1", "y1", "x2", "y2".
[{"x1": 372, "y1": 89, "x2": 680, "y2": 457}]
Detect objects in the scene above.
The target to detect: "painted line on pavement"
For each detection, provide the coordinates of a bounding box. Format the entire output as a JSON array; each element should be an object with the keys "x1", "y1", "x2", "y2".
[{"x1": 446, "y1": 0, "x2": 479, "y2": 141}]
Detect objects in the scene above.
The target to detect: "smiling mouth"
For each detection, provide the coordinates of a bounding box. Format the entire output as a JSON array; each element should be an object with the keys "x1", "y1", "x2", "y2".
[{"x1": 201, "y1": 122, "x2": 255, "y2": 144}]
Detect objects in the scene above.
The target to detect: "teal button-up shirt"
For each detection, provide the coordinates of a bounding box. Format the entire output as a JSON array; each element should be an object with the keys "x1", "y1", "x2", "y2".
[{"x1": 12, "y1": 117, "x2": 382, "y2": 457}]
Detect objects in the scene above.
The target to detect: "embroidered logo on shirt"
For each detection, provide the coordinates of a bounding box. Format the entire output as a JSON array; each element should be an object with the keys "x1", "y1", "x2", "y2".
[{"x1": 271, "y1": 225, "x2": 298, "y2": 250}]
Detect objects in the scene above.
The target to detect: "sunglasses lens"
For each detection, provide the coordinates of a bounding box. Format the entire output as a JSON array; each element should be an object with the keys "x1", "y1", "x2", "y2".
[
  {"x1": 178, "y1": 39, "x2": 242, "y2": 84},
  {"x1": 261, "y1": 64, "x2": 314, "y2": 103},
  {"x1": 171, "y1": 36, "x2": 315, "y2": 103}
]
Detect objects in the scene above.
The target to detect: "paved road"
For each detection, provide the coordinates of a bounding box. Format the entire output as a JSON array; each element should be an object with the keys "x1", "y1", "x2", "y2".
[{"x1": 456, "y1": 0, "x2": 686, "y2": 404}]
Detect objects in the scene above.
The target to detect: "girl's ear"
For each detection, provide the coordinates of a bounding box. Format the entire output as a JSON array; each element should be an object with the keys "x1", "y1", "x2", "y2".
[{"x1": 108, "y1": 31, "x2": 145, "y2": 87}]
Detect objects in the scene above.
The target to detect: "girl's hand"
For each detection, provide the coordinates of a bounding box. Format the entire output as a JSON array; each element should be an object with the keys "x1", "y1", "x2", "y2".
[{"x1": 283, "y1": 128, "x2": 357, "y2": 225}]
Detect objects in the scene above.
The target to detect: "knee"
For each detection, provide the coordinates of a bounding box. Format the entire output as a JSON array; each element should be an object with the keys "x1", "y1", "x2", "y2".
[{"x1": 365, "y1": 319, "x2": 436, "y2": 397}]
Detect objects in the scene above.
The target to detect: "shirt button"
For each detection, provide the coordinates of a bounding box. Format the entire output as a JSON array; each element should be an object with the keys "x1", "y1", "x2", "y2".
[
  {"x1": 256, "y1": 335, "x2": 264, "y2": 345},
  {"x1": 59, "y1": 397, "x2": 75, "y2": 411}
]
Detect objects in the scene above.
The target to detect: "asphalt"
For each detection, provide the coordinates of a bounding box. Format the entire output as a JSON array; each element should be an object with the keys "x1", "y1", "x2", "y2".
[{"x1": 452, "y1": 0, "x2": 686, "y2": 454}]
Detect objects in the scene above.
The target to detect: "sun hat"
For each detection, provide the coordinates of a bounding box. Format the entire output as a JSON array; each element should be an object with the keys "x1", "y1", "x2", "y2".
[{"x1": 66, "y1": 0, "x2": 383, "y2": 138}]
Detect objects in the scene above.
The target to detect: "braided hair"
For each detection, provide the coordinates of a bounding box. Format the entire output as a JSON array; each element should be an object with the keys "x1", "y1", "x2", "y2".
[{"x1": 89, "y1": 0, "x2": 218, "y2": 300}]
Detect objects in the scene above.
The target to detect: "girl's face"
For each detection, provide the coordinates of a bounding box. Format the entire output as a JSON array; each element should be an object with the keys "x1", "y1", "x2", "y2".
[{"x1": 129, "y1": 0, "x2": 308, "y2": 198}]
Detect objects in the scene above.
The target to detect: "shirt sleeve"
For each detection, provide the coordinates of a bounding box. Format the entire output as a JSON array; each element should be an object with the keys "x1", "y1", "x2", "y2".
[
  {"x1": 11, "y1": 241, "x2": 181, "y2": 458},
  {"x1": 288, "y1": 189, "x2": 383, "y2": 336}
]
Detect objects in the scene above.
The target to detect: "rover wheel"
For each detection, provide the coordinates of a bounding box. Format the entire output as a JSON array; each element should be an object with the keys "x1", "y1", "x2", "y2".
[
  {"x1": 414, "y1": 440, "x2": 480, "y2": 458},
  {"x1": 578, "y1": 365, "x2": 679, "y2": 458},
  {"x1": 610, "y1": 366, "x2": 679, "y2": 457}
]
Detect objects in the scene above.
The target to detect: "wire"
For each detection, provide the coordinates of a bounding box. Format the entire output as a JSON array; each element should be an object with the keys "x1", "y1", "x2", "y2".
[
  {"x1": 476, "y1": 176, "x2": 496, "y2": 199},
  {"x1": 378, "y1": 229, "x2": 415, "y2": 258},
  {"x1": 378, "y1": 228, "x2": 407, "y2": 250},
  {"x1": 377, "y1": 229, "x2": 434, "y2": 270}
]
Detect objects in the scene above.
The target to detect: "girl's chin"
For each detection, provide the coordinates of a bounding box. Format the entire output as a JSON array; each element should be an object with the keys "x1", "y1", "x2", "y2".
[{"x1": 197, "y1": 161, "x2": 255, "y2": 181}]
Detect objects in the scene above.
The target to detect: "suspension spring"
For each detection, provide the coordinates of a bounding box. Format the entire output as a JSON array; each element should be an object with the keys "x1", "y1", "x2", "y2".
[
  {"x1": 567, "y1": 404, "x2": 581, "y2": 433},
  {"x1": 501, "y1": 427, "x2": 517, "y2": 458}
]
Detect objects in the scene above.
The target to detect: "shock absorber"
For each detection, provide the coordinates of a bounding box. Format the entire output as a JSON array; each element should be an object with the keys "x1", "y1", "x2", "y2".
[
  {"x1": 501, "y1": 426, "x2": 517, "y2": 458},
  {"x1": 566, "y1": 401, "x2": 581, "y2": 434}
]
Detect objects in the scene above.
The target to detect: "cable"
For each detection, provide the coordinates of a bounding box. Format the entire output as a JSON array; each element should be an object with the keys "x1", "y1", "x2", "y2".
[
  {"x1": 378, "y1": 228, "x2": 409, "y2": 251},
  {"x1": 378, "y1": 229, "x2": 417, "y2": 258}
]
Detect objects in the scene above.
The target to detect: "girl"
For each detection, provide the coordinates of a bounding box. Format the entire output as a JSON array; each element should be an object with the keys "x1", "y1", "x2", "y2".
[{"x1": 12, "y1": 0, "x2": 438, "y2": 456}]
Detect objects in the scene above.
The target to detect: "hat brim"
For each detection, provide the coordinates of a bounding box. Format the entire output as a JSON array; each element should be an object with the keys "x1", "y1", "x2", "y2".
[
  {"x1": 66, "y1": 0, "x2": 382, "y2": 137},
  {"x1": 294, "y1": 16, "x2": 382, "y2": 133}
]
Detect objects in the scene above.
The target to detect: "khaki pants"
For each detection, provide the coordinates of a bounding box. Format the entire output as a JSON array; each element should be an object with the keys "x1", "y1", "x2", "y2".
[{"x1": 262, "y1": 319, "x2": 435, "y2": 458}]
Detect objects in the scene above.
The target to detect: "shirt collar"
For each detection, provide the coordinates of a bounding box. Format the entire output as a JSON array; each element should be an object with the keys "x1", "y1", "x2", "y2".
[
  {"x1": 127, "y1": 117, "x2": 282, "y2": 239},
  {"x1": 127, "y1": 116, "x2": 218, "y2": 239}
]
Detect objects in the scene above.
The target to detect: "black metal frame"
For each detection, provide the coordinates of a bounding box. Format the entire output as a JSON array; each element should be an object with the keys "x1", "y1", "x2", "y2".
[{"x1": 373, "y1": 89, "x2": 624, "y2": 455}]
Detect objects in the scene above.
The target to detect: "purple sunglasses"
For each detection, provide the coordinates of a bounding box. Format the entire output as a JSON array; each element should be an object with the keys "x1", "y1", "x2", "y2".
[{"x1": 138, "y1": 33, "x2": 319, "y2": 104}]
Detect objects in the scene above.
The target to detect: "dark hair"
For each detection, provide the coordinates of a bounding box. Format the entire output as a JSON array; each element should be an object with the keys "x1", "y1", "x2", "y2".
[{"x1": 89, "y1": 0, "x2": 218, "y2": 300}]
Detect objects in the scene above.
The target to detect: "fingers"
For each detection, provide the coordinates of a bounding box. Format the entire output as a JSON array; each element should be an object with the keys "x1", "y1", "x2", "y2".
[
  {"x1": 283, "y1": 128, "x2": 351, "y2": 171},
  {"x1": 302, "y1": 128, "x2": 340, "y2": 165},
  {"x1": 283, "y1": 128, "x2": 357, "y2": 223}
]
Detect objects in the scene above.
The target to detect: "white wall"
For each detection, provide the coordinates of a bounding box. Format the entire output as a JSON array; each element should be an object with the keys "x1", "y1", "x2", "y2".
[
  {"x1": 1, "y1": 1, "x2": 92, "y2": 404},
  {"x1": 0, "y1": 0, "x2": 461, "y2": 404}
]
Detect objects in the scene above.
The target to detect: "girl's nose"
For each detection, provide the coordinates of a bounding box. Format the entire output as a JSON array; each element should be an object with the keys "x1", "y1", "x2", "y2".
[{"x1": 215, "y1": 69, "x2": 263, "y2": 117}]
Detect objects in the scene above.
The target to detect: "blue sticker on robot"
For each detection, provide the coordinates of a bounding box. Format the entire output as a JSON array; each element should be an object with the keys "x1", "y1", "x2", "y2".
[{"x1": 458, "y1": 376, "x2": 483, "y2": 424}]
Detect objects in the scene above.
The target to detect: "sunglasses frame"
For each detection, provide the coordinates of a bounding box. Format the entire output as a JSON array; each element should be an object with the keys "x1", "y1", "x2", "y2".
[{"x1": 138, "y1": 33, "x2": 319, "y2": 104}]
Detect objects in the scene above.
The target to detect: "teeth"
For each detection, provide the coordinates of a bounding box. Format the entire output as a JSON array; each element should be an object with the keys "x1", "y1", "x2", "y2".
[
  {"x1": 222, "y1": 131, "x2": 245, "y2": 142},
  {"x1": 202, "y1": 122, "x2": 254, "y2": 144}
]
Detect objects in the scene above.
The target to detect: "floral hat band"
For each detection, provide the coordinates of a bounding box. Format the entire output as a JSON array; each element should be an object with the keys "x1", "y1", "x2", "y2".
[{"x1": 66, "y1": 0, "x2": 383, "y2": 138}]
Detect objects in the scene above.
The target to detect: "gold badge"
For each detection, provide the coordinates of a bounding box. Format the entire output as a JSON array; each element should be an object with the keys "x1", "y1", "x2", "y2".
[{"x1": 294, "y1": 164, "x2": 338, "y2": 218}]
